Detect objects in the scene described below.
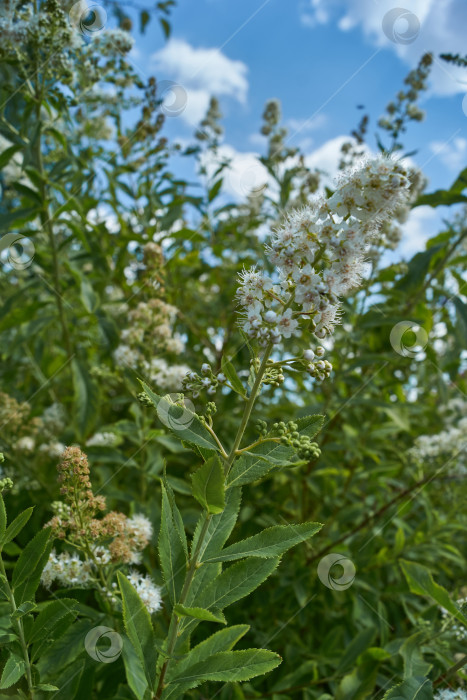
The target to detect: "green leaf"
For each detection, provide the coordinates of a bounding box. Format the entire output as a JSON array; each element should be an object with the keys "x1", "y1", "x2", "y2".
[
  {"x1": 122, "y1": 635, "x2": 149, "y2": 700},
  {"x1": 205, "y1": 522, "x2": 322, "y2": 562},
  {"x1": 192, "y1": 455, "x2": 225, "y2": 515},
  {"x1": 400, "y1": 559, "x2": 467, "y2": 626},
  {"x1": 192, "y1": 487, "x2": 241, "y2": 564},
  {"x1": 382, "y1": 676, "x2": 433, "y2": 700},
  {"x1": 198, "y1": 557, "x2": 280, "y2": 611},
  {"x1": 0, "y1": 496, "x2": 6, "y2": 541},
  {"x1": 29, "y1": 599, "x2": 78, "y2": 645},
  {"x1": 221, "y1": 357, "x2": 246, "y2": 397},
  {"x1": 1, "y1": 508, "x2": 33, "y2": 545},
  {"x1": 12, "y1": 527, "x2": 51, "y2": 590},
  {"x1": 35, "y1": 684, "x2": 59, "y2": 692},
  {"x1": 164, "y1": 626, "x2": 250, "y2": 699},
  {"x1": 0, "y1": 652, "x2": 25, "y2": 689},
  {"x1": 159, "y1": 484, "x2": 187, "y2": 606},
  {"x1": 80, "y1": 277, "x2": 99, "y2": 313},
  {"x1": 72, "y1": 359, "x2": 99, "y2": 438},
  {"x1": 227, "y1": 415, "x2": 324, "y2": 488},
  {"x1": 141, "y1": 383, "x2": 219, "y2": 452},
  {"x1": 117, "y1": 571, "x2": 157, "y2": 690},
  {"x1": 168, "y1": 649, "x2": 281, "y2": 684},
  {"x1": 399, "y1": 633, "x2": 432, "y2": 678},
  {"x1": 140, "y1": 9, "x2": 150, "y2": 32},
  {"x1": 174, "y1": 605, "x2": 226, "y2": 624},
  {"x1": 208, "y1": 179, "x2": 223, "y2": 202},
  {"x1": 0, "y1": 144, "x2": 22, "y2": 169}
]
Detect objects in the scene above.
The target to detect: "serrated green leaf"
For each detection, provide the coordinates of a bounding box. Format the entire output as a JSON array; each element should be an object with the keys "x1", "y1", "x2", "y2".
[
  {"x1": 1, "y1": 508, "x2": 33, "y2": 546},
  {"x1": 29, "y1": 599, "x2": 78, "y2": 660},
  {"x1": 227, "y1": 415, "x2": 324, "y2": 488},
  {"x1": 382, "y1": 676, "x2": 433, "y2": 700},
  {"x1": 141, "y1": 383, "x2": 219, "y2": 451},
  {"x1": 174, "y1": 605, "x2": 226, "y2": 624},
  {"x1": 192, "y1": 455, "x2": 225, "y2": 515},
  {"x1": 169, "y1": 649, "x2": 281, "y2": 684},
  {"x1": 12, "y1": 527, "x2": 51, "y2": 590},
  {"x1": 205, "y1": 522, "x2": 322, "y2": 562},
  {"x1": 117, "y1": 572, "x2": 157, "y2": 690},
  {"x1": 198, "y1": 557, "x2": 279, "y2": 611},
  {"x1": 0, "y1": 652, "x2": 25, "y2": 689},
  {"x1": 400, "y1": 559, "x2": 467, "y2": 626},
  {"x1": 159, "y1": 484, "x2": 187, "y2": 606},
  {"x1": 192, "y1": 487, "x2": 241, "y2": 565}
]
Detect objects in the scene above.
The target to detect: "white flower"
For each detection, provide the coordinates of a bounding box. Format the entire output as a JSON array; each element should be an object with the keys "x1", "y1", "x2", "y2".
[
  {"x1": 86, "y1": 432, "x2": 119, "y2": 448},
  {"x1": 276, "y1": 309, "x2": 299, "y2": 339},
  {"x1": 41, "y1": 551, "x2": 93, "y2": 589},
  {"x1": 434, "y1": 691, "x2": 467, "y2": 700},
  {"x1": 15, "y1": 437, "x2": 35, "y2": 453},
  {"x1": 126, "y1": 571, "x2": 162, "y2": 614},
  {"x1": 38, "y1": 442, "x2": 66, "y2": 459}
]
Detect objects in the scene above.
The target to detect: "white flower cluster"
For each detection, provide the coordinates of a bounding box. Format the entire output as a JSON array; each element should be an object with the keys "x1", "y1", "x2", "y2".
[
  {"x1": 146, "y1": 358, "x2": 191, "y2": 392},
  {"x1": 88, "y1": 29, "x2": 134, "y2": 56},
  {"x1": 434, "y1": 691, "x2": 467, "y2": 700},
  {"x1": 127, "y1": 570, "x2": 162, "y2": 614},
  {"x1": 126, "y1": 513, "x2": 153, "y2": 551},
  {"x1": 409, "y1": 398, "x2": 467, "y2": 475},
  {"x1": 38, "y1": 442, "x2": 66, "y2": 459},
  {"x1": 41, "y1": 550, "x2": 94, "y2": 589},
  {"x1": 86, "y1": 432, "x2": 119, "y2": 448},
  {"x1": 441, "y1": 597, "x2": 467, "y2": 641},
  {"x1": 237, "y1": 156, "x2": 412, "y2": 344},
  {"x1": 183, "y1": 363, "x2": 227, "y2": 397}
]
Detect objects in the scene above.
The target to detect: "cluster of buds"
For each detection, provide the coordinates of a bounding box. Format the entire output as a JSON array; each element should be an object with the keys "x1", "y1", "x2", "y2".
[
  {"x1": 199, "y1": 401, "x2": 218, "y2": 425},
  {"x1": 303, "y1": 346, "x2": 332, "y2": 382},
  {"x1": 183, "y1": 363, "x2": 227, "y2": 398},
  {"x1": 273, "y1": 421, "x2": 321, "y2": 461},
  {"x1": 262, "y1": 360, "x2": 285, "y2": 387},
  {"x1": 255, "y1": 420, "x2": 268, "y2": 437}
]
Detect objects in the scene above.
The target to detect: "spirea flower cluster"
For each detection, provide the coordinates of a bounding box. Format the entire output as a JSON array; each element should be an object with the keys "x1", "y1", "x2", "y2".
[
  {"x1": 236, "y1": 156, "x2": 412, "y2": 345},
  {"x1": 441, "y1": 597, "x2": 467, "y2": 641}
]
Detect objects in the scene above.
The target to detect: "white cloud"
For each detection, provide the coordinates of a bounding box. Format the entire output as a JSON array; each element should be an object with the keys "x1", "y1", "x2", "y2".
[
  {"x1": 300, "y1": 0, "x2": 467, "y2": 95},
  {"x1": 201, "y1": 144, "x2": 272, "y2": 200},
  {"x1": 429, "y1": 137, "x2": 467, "y2": 171},
  {"x1": 397, "y1": 205, "x2": 441, "y2": 258},
  {"x1": 151, "y1": 39, "x2": 248, "y2": 126},
  {"x1": 304, "y1": 135, "x2": 370, "y2": 183}
]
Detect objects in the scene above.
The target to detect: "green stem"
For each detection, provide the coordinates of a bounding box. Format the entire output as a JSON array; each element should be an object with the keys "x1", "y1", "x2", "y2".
[
  {"x1": 0, "y1": 556, "x2": 34, "y2": 698},
  {"x1": 33, "y1": 95, "x2": 72, "y2": 359},
  {"x1": 153, "y1": 343, "x2": 274, "y2": 699}
]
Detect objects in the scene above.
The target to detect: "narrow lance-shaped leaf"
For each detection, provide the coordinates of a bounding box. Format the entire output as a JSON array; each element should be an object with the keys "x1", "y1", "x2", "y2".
[
  {"x1": 400, "y1": 559, "x2": 467, "y2": 626},
  {"x1": 192, "y1": 455, "x2": 225, "y2": 515},
  {"x1": 117, "y1": 571, "x2": 157, "y2": 690},
  {"x1": 382, "y1": 676, "x2": 433, "y2": 700},
  {"x1": 198, "y1": 557, "x2": 280, "y2": 611},
  {"x1": 158, "y1": 484, "x2": 187, "y2": 606},
  {"x1": 174, "y1": 605, "x2": 226, "y2": 625},
  {"x1": 204, "y1": 522, "x2": 322, "y2": 563},
  {"x1": 169, "y1": 649, "x2": 281, "y2": 685}
]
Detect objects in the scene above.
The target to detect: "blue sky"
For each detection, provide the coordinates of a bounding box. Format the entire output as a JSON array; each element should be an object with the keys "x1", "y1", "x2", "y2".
[{"x1": 124, "y1": 0, "x2": 467, "y2": 258}]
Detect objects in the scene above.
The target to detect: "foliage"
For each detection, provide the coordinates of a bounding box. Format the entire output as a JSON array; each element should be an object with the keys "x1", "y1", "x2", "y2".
[{"x1": 0, "y1": 2, "x2": 466, "y2": 699}]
